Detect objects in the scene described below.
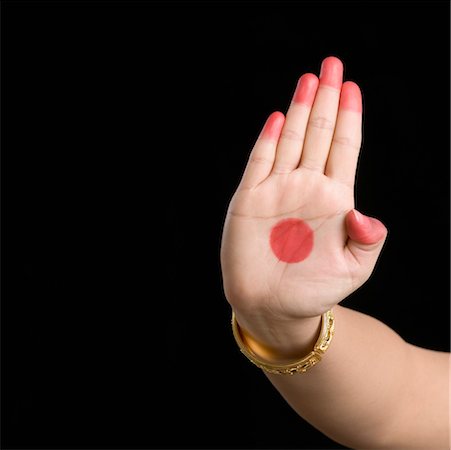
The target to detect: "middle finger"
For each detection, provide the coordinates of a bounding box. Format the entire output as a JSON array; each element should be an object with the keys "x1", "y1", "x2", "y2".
[{"x1": 298, "y1": 56, "x2": 343, "y2": 172}]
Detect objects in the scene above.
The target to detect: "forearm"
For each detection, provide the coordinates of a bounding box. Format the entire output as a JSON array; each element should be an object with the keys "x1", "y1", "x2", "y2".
[{"x1": 235, "y1": 305, "x2": 449, "y2": 449}]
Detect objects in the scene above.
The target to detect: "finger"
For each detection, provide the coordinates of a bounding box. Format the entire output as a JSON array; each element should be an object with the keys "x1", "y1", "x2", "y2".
[
  {"x1": 238, "y1": 111, "x2": 285, "y2": 189},
  {"x1": 346, "y1": 210, "x2": 387, "y2": 245},
  {"x1": 272, "y1": 74, "x2": 319, "y2": 175},
  {"x1": 299, "y1": 56, "x2": 343, "y2": 172},
  {"x1": 325, "y1": 81, "x2": 363, "y2": 188},
  {"x1": 345, "y1": 209, "x2": 388, "y2": 267}
]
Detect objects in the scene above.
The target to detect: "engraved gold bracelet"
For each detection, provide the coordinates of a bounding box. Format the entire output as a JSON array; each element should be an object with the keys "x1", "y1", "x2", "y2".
[{"x1": 231, "y1": 309, "x2": 335, "y2": 375}]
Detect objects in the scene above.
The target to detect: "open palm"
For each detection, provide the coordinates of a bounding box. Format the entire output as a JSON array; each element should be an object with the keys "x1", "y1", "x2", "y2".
[{"x1": 221, "y1": 57, "x2": 387, "y2": 321}]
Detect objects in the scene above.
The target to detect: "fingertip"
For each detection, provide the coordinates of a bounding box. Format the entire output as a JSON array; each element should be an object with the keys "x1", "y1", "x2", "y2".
[
  {"x1": 270, "y1": 111, "x2": 286, "y2": 130},
  {"x1": 259, "y1": 111, "x2": 285, "y2": 140},
  {"x1": 346, "y1": 210, "x2": 387, "y2": 245},
  {"x1": 343, "y1": 80, "x2": 360, "y2": 89},
  {"x1": 321, "y1": 56, "x2": 344, "y2": 71},
  {"x1": 349, "y1": 208, "x2": 367, "y2": 224},
  {"x1": 369, "y1": 216, "x2": 388, "y2": 240},
  {"x1": 293, "y1": 73, "x2": 319, "y2": 106},
  {"x1": 340, "y1": 81, "x2": 362, "y2": 113},
  {"x1": 319, "y1": 56, "x2": 344, "y2": 89},
  {"x1": 271, "y1": 110, "x2": 286, "y2": 121},
  {"x1": 300, "y1": 73, "x2": 320, "y2": 84}
]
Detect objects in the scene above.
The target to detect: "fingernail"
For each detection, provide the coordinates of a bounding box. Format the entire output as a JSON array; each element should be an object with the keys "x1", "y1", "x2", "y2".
[
  {"x1": 319, "y1": 56, "x2": 343, "y2": 90},
  {"x1": 293, "y1": 73, "x2": 319, "y2": 106},
  {"x1": 353, "y1": 209, "x2": 371, "y2": 227}
]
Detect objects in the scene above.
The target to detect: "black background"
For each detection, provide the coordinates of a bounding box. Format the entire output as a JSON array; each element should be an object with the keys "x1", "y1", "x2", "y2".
[{"x1": 3, "y1": 1, "x2": 450, "y2": 449}]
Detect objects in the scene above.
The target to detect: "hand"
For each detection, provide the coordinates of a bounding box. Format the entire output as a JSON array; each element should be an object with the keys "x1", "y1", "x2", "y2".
[{"x1": 221, "y1": 57, "x2": 387, "y2": 329}]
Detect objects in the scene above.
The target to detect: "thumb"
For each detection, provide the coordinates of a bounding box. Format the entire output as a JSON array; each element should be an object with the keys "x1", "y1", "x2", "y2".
[{"x1": 345, "y1": 209, "x2": 388, "y2": 267}]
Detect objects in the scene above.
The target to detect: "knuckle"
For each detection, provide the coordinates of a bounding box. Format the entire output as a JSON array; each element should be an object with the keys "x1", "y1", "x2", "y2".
[
  {"x1": 250, "y1": 155, "x2": 273, "y2": 165},
  {"x1": 299, "y1": 158, "x2": 323, "y2": 172},
  {"x1": 280, "y1": 127, "x2": 304, "y2": 142},
  {"x1": 308, "y1": 116, "x2": 335, "y2": 131},
  {"x1": 332, "y1": 135, "x2": 361, "y2": 150},
  {"x1": 272, "y1": 163, "x2": 292, "y2": 175},
  {"x1": 272, "y1": 157, "x2": 296, "y2": 174}
]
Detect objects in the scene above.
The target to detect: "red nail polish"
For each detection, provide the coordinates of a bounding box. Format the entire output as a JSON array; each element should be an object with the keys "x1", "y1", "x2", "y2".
[{"x1": 353, "y1": 209, "x2": 370, "y2": 226}]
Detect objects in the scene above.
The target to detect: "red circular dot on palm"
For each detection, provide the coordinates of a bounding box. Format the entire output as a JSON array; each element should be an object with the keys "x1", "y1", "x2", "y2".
[{"x1": 270, "y1": 218, "x2": 314, "y2": 263}]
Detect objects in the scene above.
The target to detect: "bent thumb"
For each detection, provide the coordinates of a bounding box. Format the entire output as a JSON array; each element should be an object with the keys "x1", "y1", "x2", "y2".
[{"x1": 345, "y1": 209, "x2": 388, "y2": 266}]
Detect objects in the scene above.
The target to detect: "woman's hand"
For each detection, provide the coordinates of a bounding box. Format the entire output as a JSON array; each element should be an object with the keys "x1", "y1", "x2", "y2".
[{"x1": 221, "y1": 57, "x2": 387, "y2": 336}]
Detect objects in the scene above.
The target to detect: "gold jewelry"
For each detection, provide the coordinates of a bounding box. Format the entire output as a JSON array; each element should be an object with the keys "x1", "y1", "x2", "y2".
[{"x1": 231, "y1": 309, "x2": 335, "y2": 375}]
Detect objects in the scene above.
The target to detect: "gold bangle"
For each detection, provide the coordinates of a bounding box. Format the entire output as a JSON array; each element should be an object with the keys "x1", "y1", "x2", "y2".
[{"x1": 231, "y1": 309, "x2": 335, "y2": 375}]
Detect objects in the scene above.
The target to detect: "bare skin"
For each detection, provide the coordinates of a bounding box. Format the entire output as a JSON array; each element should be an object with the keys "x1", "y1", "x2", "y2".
[{"x1": 220, "y1": 56, "x2": 450, "y2": 449}]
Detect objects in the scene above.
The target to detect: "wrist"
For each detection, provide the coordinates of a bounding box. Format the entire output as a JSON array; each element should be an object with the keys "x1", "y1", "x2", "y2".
[{"x1": 232, "y1": 308, "x2": 323, "y2": 363}]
